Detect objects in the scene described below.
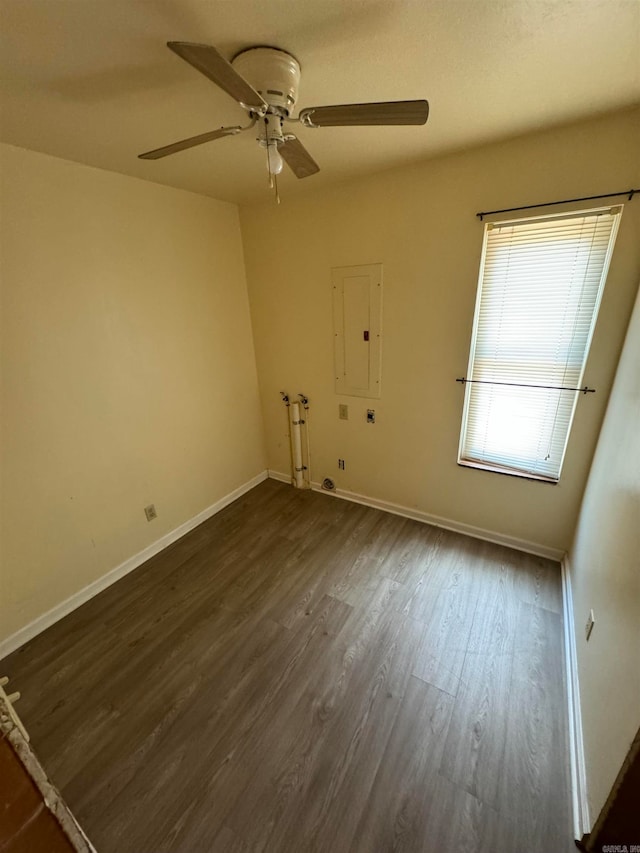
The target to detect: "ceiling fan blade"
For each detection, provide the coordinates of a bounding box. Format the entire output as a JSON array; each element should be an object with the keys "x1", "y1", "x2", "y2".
[
  {"x1": 299, "y1": 99, "x2": 429, "y2": 127},
  {"x1": 280, "y1": 136, "x2": 320, "y2": 179},
  {"x1": 138, "y1": 126, "x2": 242, "y2": 160},
  {"x1": 167, "y1": 42, "x2": 266, "y2": 110}
]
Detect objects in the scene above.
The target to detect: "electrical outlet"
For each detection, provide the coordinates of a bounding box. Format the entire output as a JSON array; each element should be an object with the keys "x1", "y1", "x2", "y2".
[
  {"x1": 338, "y1": 458, "x2": 345, "y2": 470},
  {"x1": 144, "y1": 504, "x2": 157, "y2": 522},
  {"x1": 366, "y1": 409, "x2": 376, "y2": 424},
  {"x1": 585, "y1": 609, "x2": 595, "y2": 641},
  {"x1": 339, "y1": 404, "x2": 349, "y2": 420}
]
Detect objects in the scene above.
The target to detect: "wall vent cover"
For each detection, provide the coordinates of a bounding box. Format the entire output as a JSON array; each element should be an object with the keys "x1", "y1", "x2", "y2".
[{"x1": 322, "y1": 477, "x2": 336, "y2": 491}]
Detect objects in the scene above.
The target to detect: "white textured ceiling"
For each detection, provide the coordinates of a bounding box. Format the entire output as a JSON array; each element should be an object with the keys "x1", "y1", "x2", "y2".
[{"x1": 1, "y1": 0, "x2": 638, "y2": 205}]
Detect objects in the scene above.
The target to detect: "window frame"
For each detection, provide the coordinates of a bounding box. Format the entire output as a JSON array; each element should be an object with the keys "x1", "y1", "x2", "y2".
[{"x1": 457, "y1": 205, "x2": 622, "y2": 483}]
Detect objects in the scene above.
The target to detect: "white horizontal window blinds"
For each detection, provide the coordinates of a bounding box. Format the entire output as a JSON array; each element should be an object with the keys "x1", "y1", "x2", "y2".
[{"x1": 459, "y1": 206, "x2": 622, "y2": 481}]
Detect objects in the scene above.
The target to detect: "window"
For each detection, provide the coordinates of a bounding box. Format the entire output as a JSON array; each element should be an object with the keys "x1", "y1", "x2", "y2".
[{"x1": 458, "y1": 206, "x2": 622, "y2": 482}]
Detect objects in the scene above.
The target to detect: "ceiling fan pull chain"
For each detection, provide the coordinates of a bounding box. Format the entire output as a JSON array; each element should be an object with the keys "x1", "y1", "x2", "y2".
[{"x1": 266, "y1": 145, "x2": 274, "y2": 188}]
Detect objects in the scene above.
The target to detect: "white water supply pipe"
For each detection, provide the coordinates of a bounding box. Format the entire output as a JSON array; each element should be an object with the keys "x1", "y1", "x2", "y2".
[
  {"x1": 298, "y1": 394, "x2": 312, "y2": 488},
  {"x1": 290, "y1": 401, "x2": 305, "y2": 489},
  {"x1": 280, "y1": 392, "x2": 294, "y2": 480}
]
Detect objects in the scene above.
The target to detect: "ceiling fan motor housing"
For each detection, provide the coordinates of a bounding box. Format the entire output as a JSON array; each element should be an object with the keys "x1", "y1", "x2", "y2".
[{"x1": 231, "y1": 47, "x2": 301, "y2": 116}]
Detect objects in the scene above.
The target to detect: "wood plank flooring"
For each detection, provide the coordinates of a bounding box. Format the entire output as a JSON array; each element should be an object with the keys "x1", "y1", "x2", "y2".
[{"x1": 2, "y1": 479, "x2": 573, "y2": 852}]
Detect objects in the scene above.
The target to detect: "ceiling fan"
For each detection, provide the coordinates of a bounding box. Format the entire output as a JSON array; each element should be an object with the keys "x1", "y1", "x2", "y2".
[{"x1": 138, "y1": 42, "x2": 429, "y2": 195}]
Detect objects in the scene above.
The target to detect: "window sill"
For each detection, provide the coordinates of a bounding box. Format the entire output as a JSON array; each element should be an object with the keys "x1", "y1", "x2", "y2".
[{"x1": 457, "y1": 459, "x2": 559, "y2": 484}]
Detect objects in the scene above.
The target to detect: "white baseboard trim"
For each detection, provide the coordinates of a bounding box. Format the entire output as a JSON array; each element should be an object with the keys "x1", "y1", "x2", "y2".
[
  {"x1": 561, "y1": 555, "x2": 591, "y2": 840},
  {"x1": 267, "y1": 470, "x2": 564, "y2": 561},
  {"x1": 0, "y1": 470, "x2": 269, "y2": 661}
]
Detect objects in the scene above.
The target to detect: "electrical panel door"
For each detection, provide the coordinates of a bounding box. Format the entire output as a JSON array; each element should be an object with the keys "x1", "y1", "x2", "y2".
[{"x1": 332, "y1": 264, "x2": 382, "y2": 398}]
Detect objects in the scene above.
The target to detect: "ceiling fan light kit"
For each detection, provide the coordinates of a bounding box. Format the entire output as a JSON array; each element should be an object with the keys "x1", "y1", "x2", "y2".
[{"x1": 138, "y1": 41, "x2": 429, "y2": 200}]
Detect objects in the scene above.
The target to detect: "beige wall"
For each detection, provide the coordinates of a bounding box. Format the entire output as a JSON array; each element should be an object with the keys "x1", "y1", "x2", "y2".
[
  {"x1": 568, "y1": 285, "x2": 640, "y2": 823},
  {"x1": 0, "y1": 144, "x2": 265, "y2": 645},
  {"x1": 240, "y1": 107, "x2": 640, "y2": 553}
]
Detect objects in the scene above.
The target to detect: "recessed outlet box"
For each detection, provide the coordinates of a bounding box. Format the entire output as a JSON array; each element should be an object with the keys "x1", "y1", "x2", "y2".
[
  {"x1": 339, "y1": 404, "x2": 349, "y2": 420},
  {"x1": 585, "y1": 609, "x2": 595, "y2": 641},
  {"x1": 366, "y1": 409, "x2": 375, "y2": 424},
  {"x1": 144, "y1": 504, "x2": 157, "y2": 522}
]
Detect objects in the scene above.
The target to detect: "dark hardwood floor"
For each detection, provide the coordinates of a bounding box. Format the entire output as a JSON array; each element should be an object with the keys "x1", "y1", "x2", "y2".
[{"x1": 2, "y1": 479, "x2": 573, "y2": 852}]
